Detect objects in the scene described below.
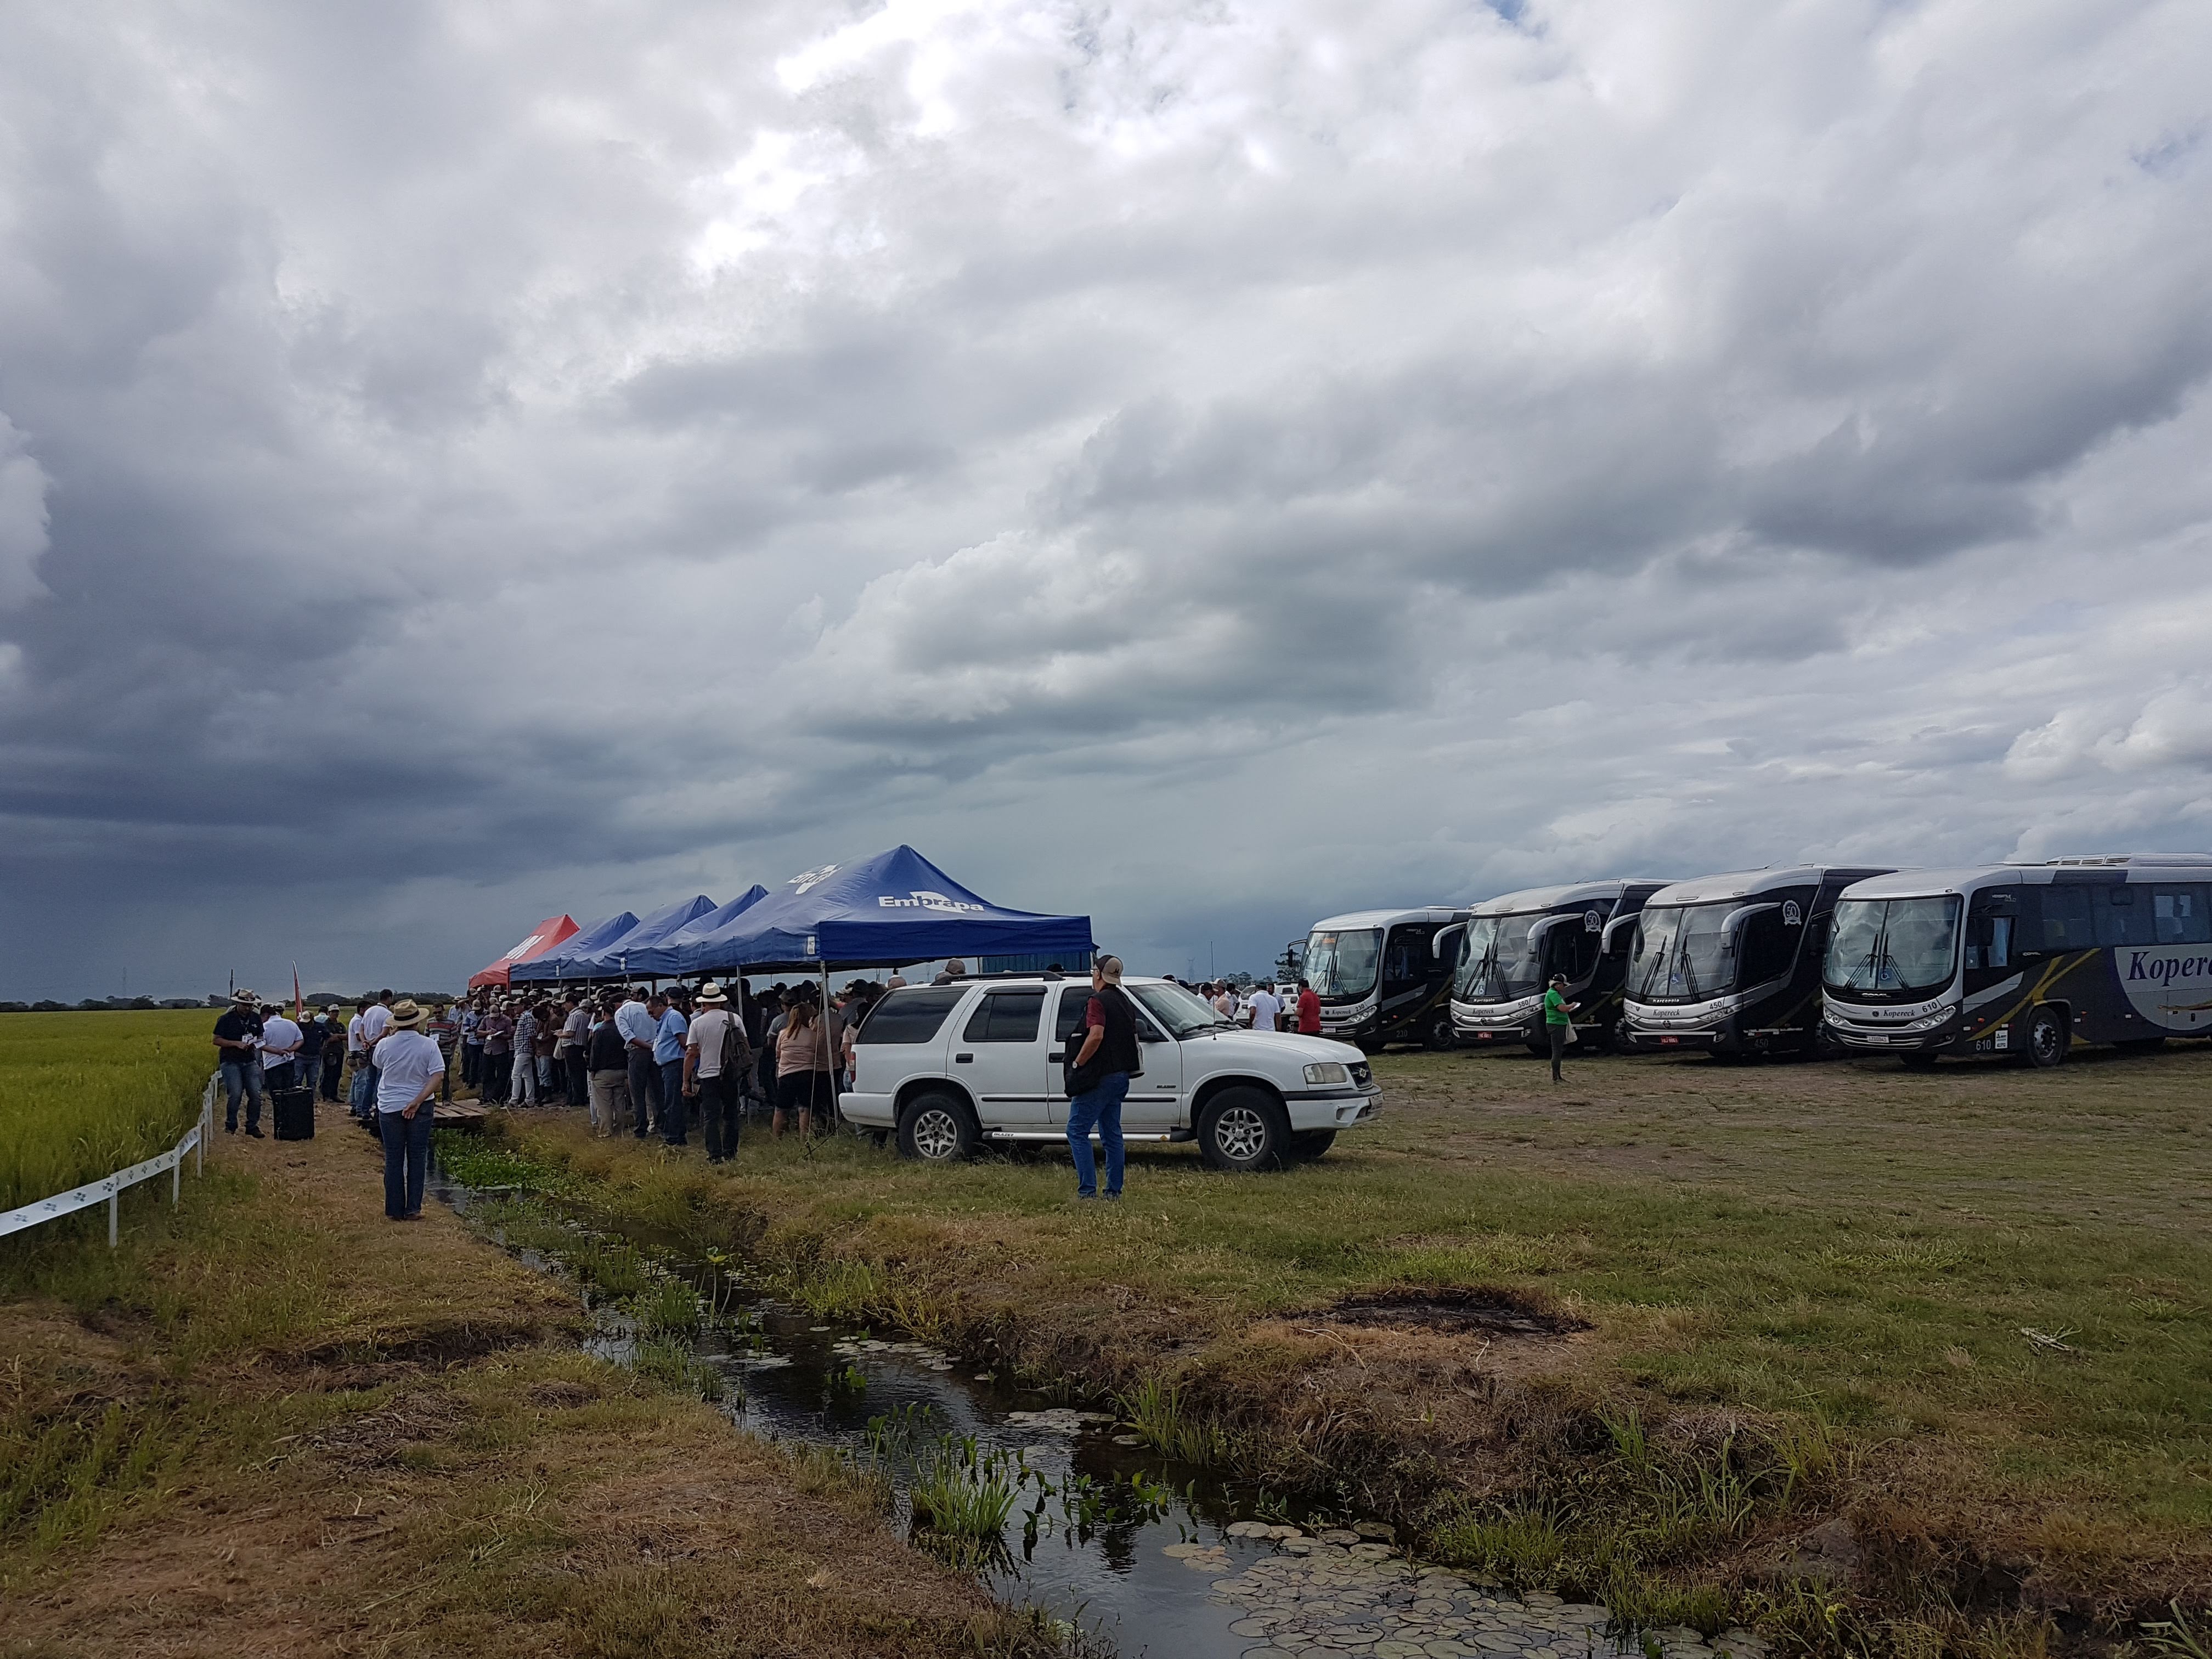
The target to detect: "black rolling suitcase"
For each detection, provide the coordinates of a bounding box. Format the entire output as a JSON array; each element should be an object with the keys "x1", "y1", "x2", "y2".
[{"x1": 272, "y1": 1087, "x2": 315, "y2": 1141}]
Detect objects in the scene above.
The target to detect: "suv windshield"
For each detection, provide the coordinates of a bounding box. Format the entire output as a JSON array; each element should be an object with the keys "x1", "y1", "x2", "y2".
[
  {"x1": 1130, "y1": 981, "x2": 1233, "y2": 1037},
  {"x1": 1627, "y1": 902, "x2": 1740, "y2": 1002},
  {"x1": 1824, "y1": 896, "x2": 1961, "y2": 996},
  {"x1": 1454, "y1": 913, "x2": 1542, "y2": 1002},
  {"x1": 1304, "y1": 929, "x2": 1381, "y2": 1000}
]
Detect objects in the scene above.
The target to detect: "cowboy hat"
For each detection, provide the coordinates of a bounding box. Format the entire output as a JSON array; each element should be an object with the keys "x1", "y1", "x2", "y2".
[
  {"x1": 695, "y1": 981, "x2": 729, "y2": 1006},
  {"x1": 232, "y1": 988, "x2": 258, "y2": 1003},
  {"x1": 386, "y1": 998, "x2": 430, "y2": 1030}
]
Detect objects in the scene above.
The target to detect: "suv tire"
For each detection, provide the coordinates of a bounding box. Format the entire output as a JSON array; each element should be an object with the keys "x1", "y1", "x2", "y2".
[
  {"x1": 2024, "y1": 1006, "x2": 2069, "y2": 1069},
  {"x1": 1288, "y1": 1129, "x2": 1337, "y2": 1161},
  {"x1": 897, "y1": 1091, "x2": 979, "y2": 1163},
  {"x1": 1197, "y1": 1087, "x2": 1291, "y2": 1173}
]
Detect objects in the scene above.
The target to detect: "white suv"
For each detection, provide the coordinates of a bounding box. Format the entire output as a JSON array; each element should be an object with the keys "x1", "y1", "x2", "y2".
[{"x1": 840, "y1": 974, "x2": 1382, "y2": 1172}]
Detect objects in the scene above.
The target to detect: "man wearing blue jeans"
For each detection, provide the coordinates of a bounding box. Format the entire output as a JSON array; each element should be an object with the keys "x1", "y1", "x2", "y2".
[
  {"x1": 212, "y1": 989, "x2": 265, "y2": 1136},
  {"x1": 373, "y1": 1001, "x2": 444, "y2": 1220},
  {"x1": 652, "y1": 992, "x2": 689, "y2": 1144},
  {"x1": 1064, "y1": 955, "x2": 1138, "y2": 1200}
]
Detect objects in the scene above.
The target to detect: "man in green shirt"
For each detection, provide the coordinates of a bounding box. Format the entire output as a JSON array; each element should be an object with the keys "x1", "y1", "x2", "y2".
[{"x1": 1542, "y1": 974, "x2": 1578, "y2": 1083}]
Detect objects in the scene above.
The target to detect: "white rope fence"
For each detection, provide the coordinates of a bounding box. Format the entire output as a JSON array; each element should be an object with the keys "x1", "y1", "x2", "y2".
[{"x1": 0, "y1": 1073, "x2": 216, "y2": 1248}]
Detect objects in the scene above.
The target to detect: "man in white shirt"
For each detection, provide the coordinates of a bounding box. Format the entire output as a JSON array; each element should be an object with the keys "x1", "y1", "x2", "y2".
[
  {"x1": 373, "y1": 1001, "x2": 445, "y2": 1221},
  {"x1": 1246, "y1": 985, "x2": 1283, "y2": 1032},
  {"x1": 348, "y1": 989, "x2": 393, "y2": 1117},
  {"x1": 682, "y1": 982, "x2": 749, "y2": 1165},
  {"x1": 258, "y1": 1005, "x2": 304, "y2": 1092},
  {"x1": 614, "y1": 989, "x2": 659, "y2": 1139}
]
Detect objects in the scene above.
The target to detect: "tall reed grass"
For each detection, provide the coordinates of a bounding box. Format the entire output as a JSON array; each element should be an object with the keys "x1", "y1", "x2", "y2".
[{"x1": 0, "y1": 1012, "x2": 216, "y2": 1212}]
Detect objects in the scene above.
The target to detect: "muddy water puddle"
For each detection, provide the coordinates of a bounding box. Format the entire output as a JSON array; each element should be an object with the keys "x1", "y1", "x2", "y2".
[{"x1": 432, "y1": 1171, "x2": 1759, "y2": 1659}]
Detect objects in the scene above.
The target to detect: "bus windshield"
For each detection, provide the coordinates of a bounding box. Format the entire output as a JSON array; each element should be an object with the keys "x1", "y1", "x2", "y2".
[
  {"x1": 1304, "y1": 928, "x2": 1382, "y2": 1000},
  {"x1": 1455, "y1": 913, "x2": 1543, "y2": 1002},
  {"x1": 1627, "y1": 902, "x2": 1740, "y2": 1002},
  {"x1": 1824, "y1": 897, "x2": 1961, "y2": 996}
]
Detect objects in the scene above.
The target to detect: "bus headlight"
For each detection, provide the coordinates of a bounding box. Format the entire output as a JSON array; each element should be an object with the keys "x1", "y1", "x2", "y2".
[
  {"x1": 1304, "y1": 1062, "x2": 1349, "y2": 1085},
  {"x1": 1900, "y1": 1009, "x2": 1955, "y2": 1032}
]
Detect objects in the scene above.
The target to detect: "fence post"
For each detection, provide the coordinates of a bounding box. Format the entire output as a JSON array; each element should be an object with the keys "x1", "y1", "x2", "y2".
[
  {"x1": 173, "y1": 1159, "x2": 181, "y2": 1206},
  {"x1": 108, "y1": 1189, "x2": 119, "y2": 1248}
]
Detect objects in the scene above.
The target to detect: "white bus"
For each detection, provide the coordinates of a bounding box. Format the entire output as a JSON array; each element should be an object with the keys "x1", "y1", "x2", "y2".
[
  {"x1": 1450, "y1": 880, "x2": 1673, "y2": 1052},
  {"x1": 1821, "y1": 854, "x2": 2212, "y2": 1066}
]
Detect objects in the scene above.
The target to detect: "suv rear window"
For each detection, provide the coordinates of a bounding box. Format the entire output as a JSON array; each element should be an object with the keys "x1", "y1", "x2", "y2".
[{"x1": 854, "y1": 987, "x2": 966, "y2": 1044}]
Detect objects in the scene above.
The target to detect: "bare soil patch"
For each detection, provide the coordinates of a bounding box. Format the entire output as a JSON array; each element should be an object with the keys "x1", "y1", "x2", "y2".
[{"x1": 1313, "y1": 1285, "x2": 1590, "y2": 1338}]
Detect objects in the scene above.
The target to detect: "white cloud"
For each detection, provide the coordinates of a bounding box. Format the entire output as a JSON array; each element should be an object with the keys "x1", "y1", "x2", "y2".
[
  {"x1": 2, "y1": 0, "x2": 2212, "y2": 996},
  {"x1": 0, "y1": 416, "x2": 52, "y2": 610}
]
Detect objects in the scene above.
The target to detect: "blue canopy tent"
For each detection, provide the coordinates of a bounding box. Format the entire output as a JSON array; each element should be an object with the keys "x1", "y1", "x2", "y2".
[
  {"x1": 559, "y1": 895, "x2": 719, "y2": 982},
  {"x1": 627, "y1": 884, "x2": 770, "y2": 977},
  {"x1": 510, "y1": 910, "x2": 639, "y2": 984},
  {"x1": 686, "y1": 847, "x2": 1092, "y2": 975}
]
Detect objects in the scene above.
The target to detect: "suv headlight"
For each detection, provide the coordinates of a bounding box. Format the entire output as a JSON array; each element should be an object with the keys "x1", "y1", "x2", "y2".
[{"x1": 1304, "y1": 1062, "x2": 1348, "y2": 1085}]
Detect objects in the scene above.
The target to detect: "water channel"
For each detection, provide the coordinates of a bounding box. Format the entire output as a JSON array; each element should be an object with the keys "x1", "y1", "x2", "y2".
[{"x1": 430, "y1": 1164, "x2": 1764, "y2": 1659}]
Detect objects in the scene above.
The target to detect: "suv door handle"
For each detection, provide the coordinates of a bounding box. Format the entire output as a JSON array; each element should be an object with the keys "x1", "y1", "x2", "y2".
[{"x1": 955, "y1": 1053, "x2": 973, "y2": 1063}]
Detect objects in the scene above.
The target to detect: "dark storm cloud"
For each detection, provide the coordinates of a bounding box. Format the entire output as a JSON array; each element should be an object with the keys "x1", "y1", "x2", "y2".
[{"x1": 2, "y1": 0, "x2": 2210, "y2": 998}]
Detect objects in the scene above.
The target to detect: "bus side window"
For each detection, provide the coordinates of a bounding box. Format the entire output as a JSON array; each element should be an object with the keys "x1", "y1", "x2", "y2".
[
  {"x1": 2154, "y1": 884, "x2": 2211, "y2": 945},
  {"x1": 1739, "y1": 910, "x2": 1793, "y2": 984},
  {"x1": 1966, "y1": 894, "x2": 2017, "y2": 971},
  {"x1": 2093, "y1": 887, "x2": 2156, "y2": 948},
  {"x1": 2040, "y1": 885, "x2": 2093, "y2": 950},
  {"x1": 1383, "y1": 929, "x2": 1430, "y2": 988}
]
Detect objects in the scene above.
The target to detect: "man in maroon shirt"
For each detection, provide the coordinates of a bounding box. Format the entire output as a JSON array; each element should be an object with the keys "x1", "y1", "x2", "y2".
[{"x1": 1296, "y1": 977, "x2": 1322, "y2": 1036}]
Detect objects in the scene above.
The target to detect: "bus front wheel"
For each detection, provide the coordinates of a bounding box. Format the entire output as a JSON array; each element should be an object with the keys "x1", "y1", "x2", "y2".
[
  {"x1": 1423, "y1": 1011, "x2": 1457, "y2": 1052},
  {"x1": 2024, "y1": 1007, "x2": 2070, "y2": 1069}
]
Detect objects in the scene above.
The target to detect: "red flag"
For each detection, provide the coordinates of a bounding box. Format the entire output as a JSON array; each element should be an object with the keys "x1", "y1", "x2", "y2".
[{"x1": 293, "y1": 963, "x2": 303, "y2": 1020}]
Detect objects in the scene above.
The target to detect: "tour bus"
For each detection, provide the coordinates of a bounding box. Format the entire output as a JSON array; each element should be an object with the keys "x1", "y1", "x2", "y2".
[
  {"x1": 1303, "y1": 906, "x2": 1469, "y2": 1051},
  {"x1": 1820, "y1": 854, "x2": 2212, "y2": 1066},
  {"x1": 1450, "y1": 880, "x2": 1673, "y2": 1052},
  {"x1": 1620, "y1": 865, "x2": 1894, "y2": 1058}
]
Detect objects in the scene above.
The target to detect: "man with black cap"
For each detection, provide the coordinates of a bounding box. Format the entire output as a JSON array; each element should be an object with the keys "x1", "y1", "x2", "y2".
[
  {"x1": 1542, "y1": 973, "x2": 1578, "y2": 1083},
  {"x1": 1064, "y1": 955, "x2": 1139, "y2": 1200}
]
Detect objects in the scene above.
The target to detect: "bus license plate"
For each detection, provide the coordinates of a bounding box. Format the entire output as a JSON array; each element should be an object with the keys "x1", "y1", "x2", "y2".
[{"x1": 1660, "y1": 1036, "x2": 1679, "y2": 1046}]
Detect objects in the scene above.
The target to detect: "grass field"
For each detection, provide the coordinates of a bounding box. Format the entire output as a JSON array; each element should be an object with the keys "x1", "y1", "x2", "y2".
[
  {"x1": 0, "y1": 1025, "x2": 1052, "y2": 1659},
  {"x1": 490, "y1": 1041, "x2": 2212, "y2": 1648},
  {"x1": 0, "y1": 1010, "x2": 217, "y2": 1211}
]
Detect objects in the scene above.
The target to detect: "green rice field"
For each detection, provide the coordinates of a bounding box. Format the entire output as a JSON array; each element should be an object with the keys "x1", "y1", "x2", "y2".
[{"x1": 0, "y1": 1011, "x2": 218, "y2": 1211}]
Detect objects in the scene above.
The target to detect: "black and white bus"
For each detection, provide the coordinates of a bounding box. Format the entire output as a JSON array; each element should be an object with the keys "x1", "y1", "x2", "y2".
[
  {"x1": 1450, "y1": 880, "x2": 1673, "y2": 1052},
  {"x1": 1304, "y1": 907, "x2": 1469, "y2": 1052},
  {"x1": 1820, "y1": 855, "x2": 2212, "y2": 1066},
  {"x1": 1620, "y1": 865, "x2": 1893, "y2": 1058}
]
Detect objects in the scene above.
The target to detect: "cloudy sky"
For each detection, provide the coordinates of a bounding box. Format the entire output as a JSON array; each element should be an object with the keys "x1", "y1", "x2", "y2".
[{"x1": 2, "y1": 0, "x2": 2209, "y2": 998}]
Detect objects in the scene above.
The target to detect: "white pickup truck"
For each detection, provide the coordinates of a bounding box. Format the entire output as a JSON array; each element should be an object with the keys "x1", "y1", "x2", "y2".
[{"x1": 840, "y1": 974, "x2": 1383, "y2": 1172}]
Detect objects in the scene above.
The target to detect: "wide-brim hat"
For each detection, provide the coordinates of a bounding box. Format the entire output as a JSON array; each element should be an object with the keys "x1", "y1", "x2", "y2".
[
  {"x1": 387, "y1": 999, "x2": 429, "y2": 1030},
  {"x1": 232, "y1": 988, "x2": 257, "y2": 1003},
  {"x1": 695, "y1": 981, "x2": 729, "y2": 1006}
]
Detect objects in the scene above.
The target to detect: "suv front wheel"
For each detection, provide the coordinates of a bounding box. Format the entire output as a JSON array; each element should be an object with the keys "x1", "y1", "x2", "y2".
[
  {"x1": 1197, "y1": 1087, "x2": 1291, "y2": 1173},
  {"x1": 897, "y1": 1091, "x2": 979, "y2": 1163}
]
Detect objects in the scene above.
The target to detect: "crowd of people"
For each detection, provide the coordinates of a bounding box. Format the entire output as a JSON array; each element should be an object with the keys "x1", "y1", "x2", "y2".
[
  {"x1": 1176, "y1": 975, "x2": 1324, "y2": 1035},
  {"x1": 213, "y1": 962, "x2": 1327, "y2": 1215}
]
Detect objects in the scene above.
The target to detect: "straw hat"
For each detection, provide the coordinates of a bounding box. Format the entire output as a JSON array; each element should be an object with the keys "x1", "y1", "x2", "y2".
[
  {"x1": 232, "y1": 988, "x2": 258, "y2": 1003},
  {"x1": 387, "y1": 999, "x2": 429, "y2": 1030},
  {"x1": 695, "y1": 981, "x2": 729, "y2": 1006}
]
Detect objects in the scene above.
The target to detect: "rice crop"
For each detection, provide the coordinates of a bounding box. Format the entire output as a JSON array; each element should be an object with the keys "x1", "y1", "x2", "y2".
[{"x1": 0, "y1": 1011, "x2": 217, "y2": 1214}]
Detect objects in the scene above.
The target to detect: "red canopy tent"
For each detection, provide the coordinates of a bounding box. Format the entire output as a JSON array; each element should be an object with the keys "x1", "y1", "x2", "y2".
[{"x1": 468, "y1": 915, "x2": 579, "y2": 990}]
